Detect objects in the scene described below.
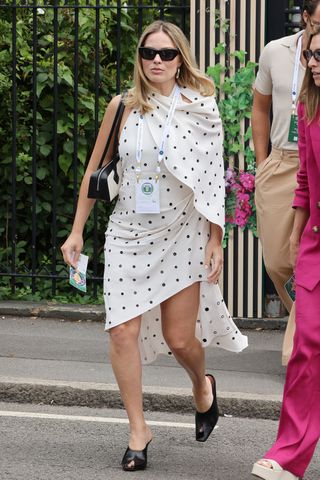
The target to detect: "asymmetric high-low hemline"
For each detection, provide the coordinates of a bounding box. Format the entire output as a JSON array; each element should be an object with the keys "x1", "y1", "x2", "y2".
[{"x1": 103, "y1": 87, "x2": 248, "y2": 364}]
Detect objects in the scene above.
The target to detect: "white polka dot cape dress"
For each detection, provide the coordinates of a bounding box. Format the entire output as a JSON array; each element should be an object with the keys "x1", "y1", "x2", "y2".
[{"x1": 104, "y1": 85, "x2": 248, "y2": 364}]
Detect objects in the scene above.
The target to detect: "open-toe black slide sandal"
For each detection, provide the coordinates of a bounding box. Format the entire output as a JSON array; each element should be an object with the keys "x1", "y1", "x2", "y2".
[
  {"x1": 121, "y1": 440, "x2": 152, "y2": 471},
  {"x1": 195, "y1": 374, "x2": 219, "y2": 442}
]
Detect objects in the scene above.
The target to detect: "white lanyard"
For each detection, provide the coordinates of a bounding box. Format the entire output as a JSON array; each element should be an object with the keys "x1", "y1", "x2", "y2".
[
  {"x1": 291, "y1": 34, "x2": 303, "y2": 110},
  {"x1": 136, "y1": 85, "x2": 181, "y2": 179}
]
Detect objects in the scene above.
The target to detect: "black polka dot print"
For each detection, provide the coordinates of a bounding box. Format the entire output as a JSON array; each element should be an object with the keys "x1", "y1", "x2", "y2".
[{"x1": 103, "y1": 87, "x2": 247, "y2": 364}]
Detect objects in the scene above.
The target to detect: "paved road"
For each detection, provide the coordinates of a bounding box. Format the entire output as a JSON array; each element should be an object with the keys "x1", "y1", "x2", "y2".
[
  {"x1": 1, "y1": 403, "x2": 319, "y2": 480},
  {"x1": 0, "y1": 316, "x2": 285, "y2": 396}
]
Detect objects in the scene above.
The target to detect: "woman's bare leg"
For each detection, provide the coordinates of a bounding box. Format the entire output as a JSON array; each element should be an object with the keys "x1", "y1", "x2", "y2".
[
  {"x1": 109, "y1": 316, "x2": 152, "y2": 452},
  {"x1": 161, "y1": 283, "x2": 213, "y2": 412}
]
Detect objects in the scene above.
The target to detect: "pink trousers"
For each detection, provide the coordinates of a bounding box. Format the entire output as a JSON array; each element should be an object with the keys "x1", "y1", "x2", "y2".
[{"x1": 264, "y1": 281, "x2": 320, "y2": 477}]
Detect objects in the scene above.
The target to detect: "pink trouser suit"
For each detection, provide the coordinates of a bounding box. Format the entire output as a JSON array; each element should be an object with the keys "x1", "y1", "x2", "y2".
[{"x1": 262, "y1": 103, "x2": 320, "y2": 478}]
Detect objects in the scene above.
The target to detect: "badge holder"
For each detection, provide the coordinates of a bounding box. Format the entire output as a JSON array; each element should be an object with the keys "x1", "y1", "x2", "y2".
[
  {"x1": 135, "y1": 172, "x2": 160, "y2": 214},
  {"x1": 288, "y1": 106, "x2": 298, "y2": 143},
  {"x1": 284, "y1": 273, "x2": 296, "y2": 302}
]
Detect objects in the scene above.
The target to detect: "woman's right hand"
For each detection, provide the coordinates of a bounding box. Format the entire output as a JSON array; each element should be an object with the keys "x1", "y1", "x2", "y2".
[
  {"x1": 289, "y1": 236, "x2": 300, "y2": 270},
  {"x1": 61, "y1": 232, "x2": 84, "y2": 268}
]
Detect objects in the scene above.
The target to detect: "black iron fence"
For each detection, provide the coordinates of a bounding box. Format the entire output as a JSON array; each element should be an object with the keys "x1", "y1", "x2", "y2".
[
  {"x1": 0, "y1": 1, "x2": 189, "y2": 300},
  {"x1": 0, "y1": 0, "x2": 300, "y2": 314}
]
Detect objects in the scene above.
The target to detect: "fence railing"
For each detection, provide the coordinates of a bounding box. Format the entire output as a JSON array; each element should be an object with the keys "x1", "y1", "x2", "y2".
[
  {"x1": 0, "y1": 1, "x2": 189, "y2": 300},
  {"x1": 192, "y1": 0, "x2": 266, "y2": 318},
  {"x1": 1, "y1": 0, "x2": 294, "y2": 317}
]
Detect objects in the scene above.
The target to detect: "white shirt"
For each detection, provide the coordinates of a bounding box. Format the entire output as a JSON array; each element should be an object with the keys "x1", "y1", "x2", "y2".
[{"x1": 255, "y1": 31, "x2": 306, "y2": 151}]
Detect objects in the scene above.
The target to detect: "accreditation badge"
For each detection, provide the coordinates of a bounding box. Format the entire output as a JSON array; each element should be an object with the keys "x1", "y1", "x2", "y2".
[
  {"x1": 135, "y1": 174, "x2": 160, "y2": 214},
  {"x1": 288, "y1": 113, "x2": 298, "y2": 143}
]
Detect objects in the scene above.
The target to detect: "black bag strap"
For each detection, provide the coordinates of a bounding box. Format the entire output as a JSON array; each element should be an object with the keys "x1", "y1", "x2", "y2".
[
  {"x1": 112, "y1": 100, "x2": 125, "y2": 157},
  {"x1": 97, "y1": 97, "x2": 126, "y2": 169}
]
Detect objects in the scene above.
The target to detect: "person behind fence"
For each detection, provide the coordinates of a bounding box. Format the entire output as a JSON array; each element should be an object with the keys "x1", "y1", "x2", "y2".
[
  {"x1": 252, "y1": 0, "x2": 320, "y2": 366},
  {"x1": 252, "y1": 25, "x2": 320, "y2": 480},
  {"x1": 61, "y1": 20, "x2": 247, "y2": 471}
]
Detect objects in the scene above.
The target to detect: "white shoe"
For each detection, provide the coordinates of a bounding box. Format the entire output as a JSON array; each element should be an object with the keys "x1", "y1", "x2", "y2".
[{"x1": 252, "y1": 459, "x2": 300, "y2": 480}]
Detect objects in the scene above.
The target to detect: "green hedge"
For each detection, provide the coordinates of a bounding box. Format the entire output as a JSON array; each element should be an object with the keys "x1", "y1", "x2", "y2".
[{"x1": 0, "y1": 2, "x2": 189, "y2": 302}]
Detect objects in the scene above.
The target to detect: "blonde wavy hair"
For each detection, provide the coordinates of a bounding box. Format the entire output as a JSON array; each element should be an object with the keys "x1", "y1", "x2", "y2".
[
  {"x1": 125, "y1": 20, "x2": 214, "y2": 113},
  {"x1": 299, "y1": 25, "x2": 320, "y2": 122}
]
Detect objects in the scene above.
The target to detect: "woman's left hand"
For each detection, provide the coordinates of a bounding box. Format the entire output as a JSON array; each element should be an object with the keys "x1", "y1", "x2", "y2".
[{"x1": 205, "y1": 239, "x2": 223, "y2": 284}]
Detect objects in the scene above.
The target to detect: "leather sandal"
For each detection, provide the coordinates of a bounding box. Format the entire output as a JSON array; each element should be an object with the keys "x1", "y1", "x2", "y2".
[
  {"x1": 195, "y1": 374, "x2": 219, "y2": 442},
  {"x1": 252, "y1": 459, "x2": 300, "y2": 480},
  {"x1": 121, "y1": 440, "x2": 152, "y2": 471}
]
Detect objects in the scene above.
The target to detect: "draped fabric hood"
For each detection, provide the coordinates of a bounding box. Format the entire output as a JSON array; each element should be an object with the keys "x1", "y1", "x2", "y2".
[{"x1": 145, "y1": 86, "x2": 225, "y2": 235}]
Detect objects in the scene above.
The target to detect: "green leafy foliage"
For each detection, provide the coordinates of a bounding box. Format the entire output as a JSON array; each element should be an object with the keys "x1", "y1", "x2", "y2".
[
  {"x1": 208, "y1": 48, "x2": 257, "y2": 170},
  {"x1": 206, "y1": 14, "x2": 258, "y2": 242},
  {"x1": 0, "y1": 1, "x2": 188, "y2": 302}
]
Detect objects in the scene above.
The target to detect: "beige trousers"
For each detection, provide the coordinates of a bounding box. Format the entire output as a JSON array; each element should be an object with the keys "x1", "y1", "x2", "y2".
[{"x1": 255, "y1": 147, "x2": 299, "y2": 366}]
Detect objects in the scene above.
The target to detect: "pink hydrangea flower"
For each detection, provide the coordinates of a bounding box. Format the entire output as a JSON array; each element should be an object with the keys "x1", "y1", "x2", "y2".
[
  {"x1": 224, "y1": 166, "x2": 256, "y2": 231},
  {"x1": 239, "y1": 171, "x2": 255, "y2": 192},
  {"x1": 237, "y1": 191, "x2": 250, "y2": 204},
  {"x1": 235, "y1": 209, "x2": 248, "y2": 228}
]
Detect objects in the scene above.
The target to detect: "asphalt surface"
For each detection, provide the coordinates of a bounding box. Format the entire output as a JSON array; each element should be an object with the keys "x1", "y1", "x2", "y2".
[
  {"x1": 0, "y1": 305, "x2": 287, "y2": 419},
  {"x1": 1, "y1": 302, "x2": 318, "y2": 478},
  {"x1": 1, "y1": 403, "x2": 319, "y2": 480}
]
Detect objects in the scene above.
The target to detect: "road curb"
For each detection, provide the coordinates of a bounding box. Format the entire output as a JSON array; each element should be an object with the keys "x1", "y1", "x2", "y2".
[
  {"x1": 0, "y1": 379, "x2": 282, "y2": 421},
  {"x1": 0, "y1": 301, "x2": 288, "y2": 330},
  {"x1": 0, "y1": 301, "x2": 104, "y2": 322}
]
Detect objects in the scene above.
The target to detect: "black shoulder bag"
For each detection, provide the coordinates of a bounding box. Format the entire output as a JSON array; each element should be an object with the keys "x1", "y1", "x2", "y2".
[{"x1": 87, "y1": 99, "x2": 125, "y2": 203}]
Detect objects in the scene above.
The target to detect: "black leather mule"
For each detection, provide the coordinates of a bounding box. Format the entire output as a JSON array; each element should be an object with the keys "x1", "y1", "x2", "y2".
[
  {"x1": 121, "y1": 440, "x2": 152, "y2": 471},
  {"x1": 195, "y1": 374, "x2": 219, "y2": 442}
]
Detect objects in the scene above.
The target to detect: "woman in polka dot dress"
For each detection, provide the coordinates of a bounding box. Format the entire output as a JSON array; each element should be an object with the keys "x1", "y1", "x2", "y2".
[{"x1": 61, "y1": 20, "x2": 247, "y2": 471}]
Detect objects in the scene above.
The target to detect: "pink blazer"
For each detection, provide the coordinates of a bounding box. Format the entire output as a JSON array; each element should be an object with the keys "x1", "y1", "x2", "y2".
[{"x1": 293, "y1": 102, "x2": 320, "y2": 291}]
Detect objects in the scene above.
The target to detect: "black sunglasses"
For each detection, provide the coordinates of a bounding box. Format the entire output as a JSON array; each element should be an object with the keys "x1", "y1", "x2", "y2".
[
  {"x1": 139, "y1": 47, "x2": 180, "y2": 61},
  {"x1": 303, "y1": 48, "x2": 320, "y2": 62}
]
